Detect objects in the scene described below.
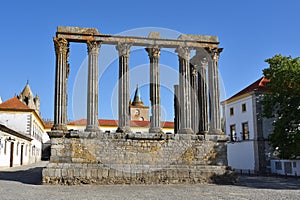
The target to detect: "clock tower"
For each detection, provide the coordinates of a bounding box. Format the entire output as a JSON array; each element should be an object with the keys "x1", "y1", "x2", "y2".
[{"x1": 130, "y1": 85, "x2": 149, "y2": 121}]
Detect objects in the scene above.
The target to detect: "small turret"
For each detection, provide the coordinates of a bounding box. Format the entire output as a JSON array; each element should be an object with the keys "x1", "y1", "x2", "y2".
[
  {"x1": 131, "y1": 85, "x2": 144, "y2": 106},
  {"x1": 17, "y1": 81, "x2": 41, "y2": 116}
]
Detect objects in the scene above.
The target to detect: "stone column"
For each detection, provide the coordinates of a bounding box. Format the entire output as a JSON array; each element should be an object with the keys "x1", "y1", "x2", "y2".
[
  {"x1": 52, "y1": 37, "x2": 69, "y2": 132},
  {"x1": 190, "y1": 64, "x2": 198, "y2": 134},
  {"x1": 174, "y1": 85, "x2": 180, "y2": 134},
  {"x1": 146, "y1": 47, "x2": 162, "y2": 133},
  {"x1": 176, "y1": 47, "x2": 194, "y2": 134},
  {"x1": 116, "y1": 43, "x2": 131, "y2": 133},
  {"x1": 85, "y1": 41, "x2": 101, "y2": 132},
  {"x1": 197, "y1": 56, "x2": 209, "y2": 134},
  {"x1": 206, "y1": 48, "x2": 223, "y2": 134}
]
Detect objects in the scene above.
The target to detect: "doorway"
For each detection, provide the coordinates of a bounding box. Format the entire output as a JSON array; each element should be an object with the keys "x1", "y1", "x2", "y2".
[
  {"x1": 20, "y1": 145, "x2": 24, "y2": 165},
  {"x1": 9, "y1": 142, "x2": 14, "y2": 167}
]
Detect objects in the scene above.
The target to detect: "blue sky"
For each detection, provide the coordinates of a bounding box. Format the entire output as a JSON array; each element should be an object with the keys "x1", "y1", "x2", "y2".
[{"x1": 0, "y1": 0, "x2": 299, "y2": 121}]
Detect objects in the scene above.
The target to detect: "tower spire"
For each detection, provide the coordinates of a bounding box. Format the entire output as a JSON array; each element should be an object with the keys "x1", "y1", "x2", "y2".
[{"x1": 132, "y1": 84, "x2": 143, "y2": 106}]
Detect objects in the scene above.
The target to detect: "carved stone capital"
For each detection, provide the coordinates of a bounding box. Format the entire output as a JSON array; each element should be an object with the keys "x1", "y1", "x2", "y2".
[
  {"x1": 205, "y1": 48, "x2": 223, "y2": 61},
  {"x1": 190, "y1": 64, "x2": 197, "y2": 76},
  {"x1": 116, "y1": 43, "x2": 131, "y2": 57},
  {"x1": 54, "y1": 37, "x2": 69, "y2": 54},
  {"x1": 87, "y1": 40, "x2": 101, "y2": 54},
  {"x1": 190, "y1": 55, "x2": 208, "y2": 72},
  {"x1": 146, "y1": 47, "x2": 160, "y2": 59},
  {"x1": 176, "y1": 46, "x2": 190, "y2": 60}
]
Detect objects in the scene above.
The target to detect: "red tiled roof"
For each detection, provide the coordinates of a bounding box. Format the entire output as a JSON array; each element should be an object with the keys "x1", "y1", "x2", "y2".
[
  {"x1": 224, "y1": 77, "x2": 268, "y2": 102},
  {"x1": 0, "y1": 97, "x2": 45, "y2": 128},
  {"x1": 67, "y1": 119, "x2": 174, "y2": 128},
  {"x1": 44, "y1": 123, "x2": 53, "y2": 129},
  {"x1": 0, "y1": 97, "x2": 32, "y2": 111}
]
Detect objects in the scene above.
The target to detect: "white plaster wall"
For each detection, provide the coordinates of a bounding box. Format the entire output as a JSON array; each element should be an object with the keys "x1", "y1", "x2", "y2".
[
  {"x1": 66, "y1": 125, "x2": 174, "y2": 134},
  {"x1": 0, "y1": 112, "x2": 30, "y2": 135},
  {"x1": 224, "y1": 95, "x2": 255, "y2": 140},
  {"x1": 270, "y1": 160, "x2": 300, "y2": 176},
  {"x1": 0, "y1": 133, "x2": 31, "y2": 168},
  {"x1": 0, "y1": 112, "x2": 44, "y2": 164},
  {"x1": 227, "y1": 141, "x2": 255, "y2": 170}
]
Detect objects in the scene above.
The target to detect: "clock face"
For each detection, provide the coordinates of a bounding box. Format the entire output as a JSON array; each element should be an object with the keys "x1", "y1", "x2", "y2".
[{"x1": 135, "y1": 109, "x2": 140, "y2": 116}]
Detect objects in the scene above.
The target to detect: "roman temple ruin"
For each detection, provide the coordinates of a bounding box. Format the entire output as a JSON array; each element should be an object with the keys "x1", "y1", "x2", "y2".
[{"x1": 42, "y1": 26, "x2": 236, "y2": 184}]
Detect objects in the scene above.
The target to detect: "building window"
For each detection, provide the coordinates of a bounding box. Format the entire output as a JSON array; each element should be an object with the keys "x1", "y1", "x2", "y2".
[
  {"x1": 230, "y1": 107, "x2": 234, "y2": 116},
  {"x1": 275, "y1": 161, "x2": 282, "y2": 170},
  {"x1": 242, "y1": 122, "x2": 249, "y2": 140},
  {"x1": 230, "y1": 124, "x2": 236, "y2": 141},
  {"x1": 284, "y1": 162, "x2": 292, "y2": 174},
  {"x1": 293, "y1": 162, "x2": 297, "y2": 168},
  {"x1": 242, "y1": 103, "x2": 246, "y2": 112}
]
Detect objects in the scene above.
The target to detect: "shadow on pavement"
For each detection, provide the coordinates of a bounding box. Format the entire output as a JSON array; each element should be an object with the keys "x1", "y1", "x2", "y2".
[
  {"x1": 0, "y1": 167, "x2": 44, "y2": 185},
  {"x1": 235, "y1": 175, "x2": 300, "y2": 190}
]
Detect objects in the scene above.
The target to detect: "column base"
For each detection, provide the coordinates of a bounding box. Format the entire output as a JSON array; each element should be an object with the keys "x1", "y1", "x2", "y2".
[
  {"x1": 208, "y1": 129, "x2": 223, "y2": 135},
  {"x1": 47, "y1": 130, "x2": 65, "y2": 138},
  {"x1": 85, "y1": 125, "x2": 100, "y2": 132},
  {"x1": 178, "y1": 128, "x2": 194, "y2": 134},
  {"x1": 51, "y1": 124, "x2": 68, "y2": 131},
  {"x1": 197, "y1": 130, "x2": 208, "y2": 135},
  {"x1": 149, "y1": 127, "x2": 163, "y2": 134},
  {"x1": 116, "y1": 126, "x2": 131, "y2": 133}
]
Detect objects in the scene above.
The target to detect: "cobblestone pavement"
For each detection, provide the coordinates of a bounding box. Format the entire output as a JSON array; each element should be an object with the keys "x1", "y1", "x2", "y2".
[{"x1": 0, "y1": 161, "x2": 299, "y2": 200}]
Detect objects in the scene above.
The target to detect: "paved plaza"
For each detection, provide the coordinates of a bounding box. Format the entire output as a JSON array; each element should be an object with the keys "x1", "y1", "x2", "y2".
[{"x1": 0, "y1": 161, "x2": 299, "y2": 200}]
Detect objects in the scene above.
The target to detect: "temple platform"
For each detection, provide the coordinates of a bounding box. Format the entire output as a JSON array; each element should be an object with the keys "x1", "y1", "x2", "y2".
[{"x1": 42, "y1": 131, "x2": 237, "y2": 185}]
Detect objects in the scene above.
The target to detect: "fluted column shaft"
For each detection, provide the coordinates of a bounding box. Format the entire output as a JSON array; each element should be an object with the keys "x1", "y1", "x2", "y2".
[
  {"x1": 86, "y1": 41, "x2": 101, "y2": 132},
  {"x1": 52, "y1": 37, "x2": 69, "y2": 131},
  {"x1": 176, "y1": 47, "x2": 194, "y2": 134},
  {"x1": 198, "y1": 57, "x2": 209, "y2": 134},
  {"x1": 207, "y1": 48, "x2": 222, "y2": 134},
  {"x1": 174, "y1": 85, "x2": 180, "y2": 134},
  {"x1": 116, "y1": 43, "x2": 131, "y2": 133},
  {"x1": 190, "y1": 64, "x2": 198, "y2": 134},
  {"x1": 146, "y1": 47, "x2": 162, "y2": 133}
]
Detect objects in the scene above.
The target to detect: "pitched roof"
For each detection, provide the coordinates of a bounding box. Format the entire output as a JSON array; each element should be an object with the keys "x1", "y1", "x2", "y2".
[
  {"x1": 20, "y1": 82, "x2": 34, "y2": 98},
  {"x1": 0, "y1": 97, "x2": 45, "y2": 128},
  {"x1": 131, "y1": 85, "x2": 144, "y2": 106},
  {"x1": 0, "y1": 97, "x2": 32, "y2": 111},
  {"x1": 223, "y1": 77, "x2": 268, "y2": 102}
]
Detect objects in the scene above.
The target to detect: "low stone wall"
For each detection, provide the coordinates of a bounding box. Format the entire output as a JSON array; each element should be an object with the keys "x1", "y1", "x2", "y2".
[
  {"x1": 42, "y1": 131, "x2": 237, "y2": 185},
  {"x1": 43, "y1": 163, "x2": 235, "y2": 185}
]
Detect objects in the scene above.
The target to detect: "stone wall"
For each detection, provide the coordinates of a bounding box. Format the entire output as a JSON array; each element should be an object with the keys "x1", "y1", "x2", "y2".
[{"x1": 42, "y1": 131, "x2": 237, "y2": 185}]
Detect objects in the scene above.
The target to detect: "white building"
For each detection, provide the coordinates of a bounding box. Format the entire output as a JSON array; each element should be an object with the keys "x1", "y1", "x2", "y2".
[
  {"x1": 270, "y1": 160, "x2": 300, "y2": 176},
  {"x1": 0, "y1": 124, "x2": 32, "y2": 168},
  {"x1": 0, "y1": 83, "x2": 48, "y2": 167},
  {"x1": 222, "y1": 77, "x2": 274, "y2": 174}
]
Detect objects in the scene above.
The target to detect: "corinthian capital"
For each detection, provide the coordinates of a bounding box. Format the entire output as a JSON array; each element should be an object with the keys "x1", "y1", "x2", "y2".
[
  {"x1": 190, "y1": 54, "x2": 208, "y2": 72},
  {"x1": 176, "y1": 46, "x2": 190, "y2": 60},
  {"x1": 190, "y1": 64, "x2": 197, "y2": 76},
  {"x1": 116, "y1": 43, "x2": 131, "y2": 57},
  {"x1": 205, "y1": 48, "x2": 223, "y2": 61},
  {"x1": 54, "y1": 37, "x2": 69, "y2": 54},
  {"x1": 87, "y1": 40, "x2": 101, "y2": 54},
  {"x1": 146, "y1": 47, "x2": 160, "y2": 59}
]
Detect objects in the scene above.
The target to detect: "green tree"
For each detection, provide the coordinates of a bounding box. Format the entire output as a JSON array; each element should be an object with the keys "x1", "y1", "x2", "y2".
[{"x1": 262, "y1": 54, "x2": 300, "y2": 159}]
